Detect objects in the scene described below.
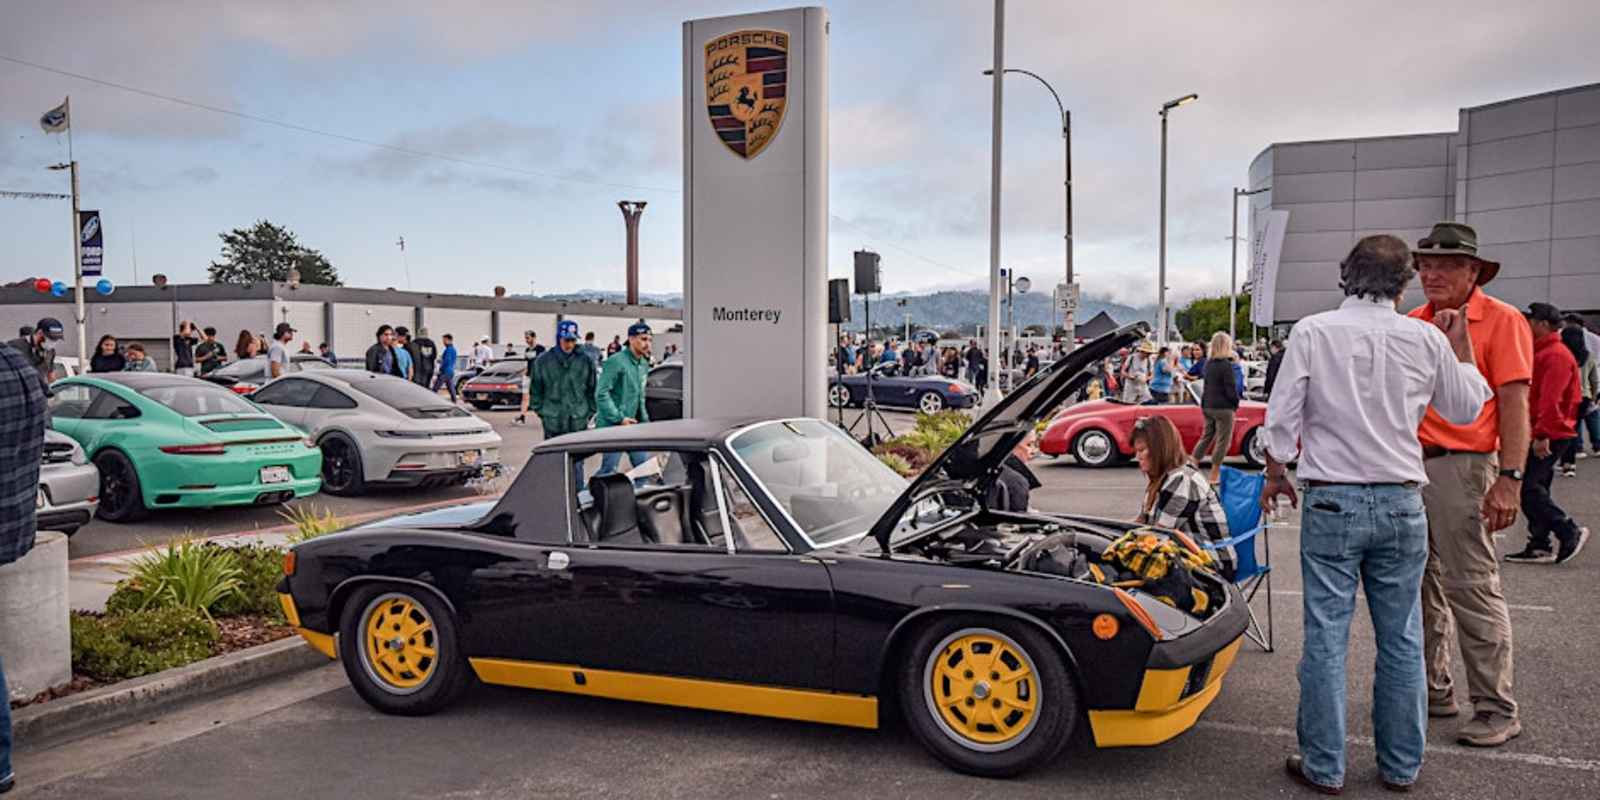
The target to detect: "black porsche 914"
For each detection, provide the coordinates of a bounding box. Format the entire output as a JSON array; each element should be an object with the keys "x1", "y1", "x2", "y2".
[{"x1": 277, "y1": 323, "x2": 1250, "y2": 777}]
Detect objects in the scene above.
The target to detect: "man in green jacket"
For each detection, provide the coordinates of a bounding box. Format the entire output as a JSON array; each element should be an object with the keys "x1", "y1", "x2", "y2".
[
  {"x1": 596, "y1": 322, "x2": 652, "y2": 477},
  {"x1": 531, "y1": 320, "x2": 597, "y2": 486}
]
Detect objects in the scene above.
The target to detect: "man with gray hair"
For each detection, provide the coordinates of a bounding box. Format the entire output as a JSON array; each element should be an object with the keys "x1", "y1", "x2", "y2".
[{"x1": 1262, "y1": 234, "x2": 1491, "y2": 794}]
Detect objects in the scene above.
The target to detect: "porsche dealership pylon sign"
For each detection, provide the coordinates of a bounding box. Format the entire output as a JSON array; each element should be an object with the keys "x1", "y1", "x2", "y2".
[{"x1": 683, "y1": 7, "x2": 828, "y2": 420}]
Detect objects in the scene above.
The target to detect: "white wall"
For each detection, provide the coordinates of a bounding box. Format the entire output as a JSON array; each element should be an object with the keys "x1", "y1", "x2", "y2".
[
  {"x1": 498, "y1": 311, "x2": 559, "y2": 345},
  {"x1": 424, "y1": 308, "x2": 493, "y2": 345},
  {"x1": 274, "y1": 301, "x2": 327, "y2": 348},
  {"x1": 331, "y1": 303, "x2": 414, "y2": 354}
]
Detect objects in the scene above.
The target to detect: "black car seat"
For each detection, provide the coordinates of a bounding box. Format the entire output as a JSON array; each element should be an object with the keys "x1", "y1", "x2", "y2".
[
  {"x1": 589, "y1": 474, "x2": 650, "y2": 544},
  {"x1": 636, "y1": 486, "x2": 694, "y2": 545}
]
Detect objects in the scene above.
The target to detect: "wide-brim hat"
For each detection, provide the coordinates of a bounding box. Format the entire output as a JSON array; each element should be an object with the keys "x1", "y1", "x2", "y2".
[
  {"x1": 1136, "y1": 340, "x2": 1157, "y2": 354},
  {"x1": 1414, "y1": 222, "x2": 1500, "y2": 285}
]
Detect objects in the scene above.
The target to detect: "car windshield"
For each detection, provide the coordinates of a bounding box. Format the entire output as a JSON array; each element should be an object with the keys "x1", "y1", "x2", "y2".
[
  {"x1": 481, "y1": 363, "x2": 524, "y2": 377},
  {"x1": 138, "y1": 384, "x2": 262, "y2": 417},
  {"x1": 726, "y1": 419, "x2": 908, "y2": 547},
  {"x1": 350, "y1": 375, "x2": 458, "y2": 411}
]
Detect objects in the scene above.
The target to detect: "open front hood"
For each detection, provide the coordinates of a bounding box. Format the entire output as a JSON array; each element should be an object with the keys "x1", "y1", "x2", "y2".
[{"x1": 868, "y1": 322, "x2": 1150, "y2": 550}]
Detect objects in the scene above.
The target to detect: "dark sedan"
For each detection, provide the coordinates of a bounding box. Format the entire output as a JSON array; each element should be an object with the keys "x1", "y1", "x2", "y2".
[
  {"x1": 830, "y1": 362, "x2": 979, "y2": 413},
  {"x1": 461, "y1": 361, "x2": 526, "y2": 410}
]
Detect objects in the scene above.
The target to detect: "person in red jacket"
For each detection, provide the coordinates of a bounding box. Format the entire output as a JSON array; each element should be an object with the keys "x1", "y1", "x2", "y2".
[{"x1": 1509, "y1": 302, "x2": 1589, "y2": 565}]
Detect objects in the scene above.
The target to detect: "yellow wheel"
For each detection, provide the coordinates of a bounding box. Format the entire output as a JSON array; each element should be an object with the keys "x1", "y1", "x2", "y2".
[
  {"x1": 899, "y1": 616, "x2": 1076, "y2": 777},
  {"x1": 924, "y1": 628, "x2": 1041, "y2": 751},
  {"x1": 357, "y1": 592, "x2": 439, "y2": 695}
]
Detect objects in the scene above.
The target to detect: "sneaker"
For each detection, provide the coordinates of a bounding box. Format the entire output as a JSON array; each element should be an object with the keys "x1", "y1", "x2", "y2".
[
  {"x1": 511, "y1": 415, "x2": 526, "y2": 426},
  {"x1": 1560, "y1": 464, "x2": 1577, "y2": 477},
  {"x1": 1458, "y1": 711, "x2": 1521, "y2": 747},
  {"x1": 1577, "y1": 450, "x2": 1589, "y2": 459},
  {"x1": 1428, "y1": 695, "x2": 1460, "y2": 717},
  {"x1": 0, "y1": 772, "x2": 13, "y2": 794},
  {"x1": 1504, "y1": 547, "x2": 1555, "y2": 564},
  {"x1": 1555, "y1": 527, "x2": 1591, "y2": 565}
]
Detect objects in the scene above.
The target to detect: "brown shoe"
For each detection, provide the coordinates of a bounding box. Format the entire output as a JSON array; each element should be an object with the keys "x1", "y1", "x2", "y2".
[
  {"x1": 1458, "y1": 711, "x2": 1522, "y2": 747},
  {"x1": 1285, "y1": 755, "x2": 1343, "y2": 795},
  {"x1": 1382, "y1": 776, "x2": 1414, "y2": 792},
  {"x1": 1428, "y1": 695, "x2": 1460, "y2": 717}
]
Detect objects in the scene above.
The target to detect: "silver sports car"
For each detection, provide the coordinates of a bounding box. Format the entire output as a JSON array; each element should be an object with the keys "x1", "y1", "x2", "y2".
[
  {"x1": 39, "y1": 429, "x2": 99, "y2": 536},
  {"x1": 249, "y1": 370, "x2": 502, "y2": 496}
]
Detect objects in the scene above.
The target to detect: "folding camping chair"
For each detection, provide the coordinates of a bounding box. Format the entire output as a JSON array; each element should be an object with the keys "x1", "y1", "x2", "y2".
[{"x1": 1200, "y1": 465, "x2": 1275, "y2": 651}]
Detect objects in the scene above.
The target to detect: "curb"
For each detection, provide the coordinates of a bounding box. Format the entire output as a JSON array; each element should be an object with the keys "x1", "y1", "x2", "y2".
[{"x1": 12, "y1": 636, "x2": 332, "y2": 747}]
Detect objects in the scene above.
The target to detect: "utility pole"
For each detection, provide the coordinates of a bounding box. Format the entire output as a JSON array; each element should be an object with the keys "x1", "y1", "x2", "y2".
[
  {"x1": 1157, "y1": 93, "x2": 1197, "y2": 346},
  {"x1": 984, "y1": 0, "x2": 1005, "y2": 406}
]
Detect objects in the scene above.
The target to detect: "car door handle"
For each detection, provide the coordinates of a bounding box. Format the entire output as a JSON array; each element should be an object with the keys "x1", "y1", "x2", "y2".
[{"x1": 546, "y1": 552, "x2": 570, "y2": 571}]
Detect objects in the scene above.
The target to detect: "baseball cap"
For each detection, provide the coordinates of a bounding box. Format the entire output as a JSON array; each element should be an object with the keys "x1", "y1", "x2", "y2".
[
  {"x1": 274, "y1": 322, "x2": 296, "y2": 338},
  {"x1": 35, "y1": 317, "x2": 64, "y2": 340},
  {"x1": 1524, "y1": 302, "x2": 1563, "y2": 325},
  {"x1": 627, "y1": 322, "x2": 652, "y2": 338},
  {"x1": 557, "y1": 320, "x2": 580, "y2": 341}
]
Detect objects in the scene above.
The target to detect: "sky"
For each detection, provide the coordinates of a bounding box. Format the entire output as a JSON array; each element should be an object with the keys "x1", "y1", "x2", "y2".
[{"x1": 2, "y1": 0, "x2": 1596, "y2": 307}]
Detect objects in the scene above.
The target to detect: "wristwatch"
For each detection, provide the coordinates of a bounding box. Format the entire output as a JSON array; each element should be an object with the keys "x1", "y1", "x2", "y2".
[{"x1": 1498, "y1": 468, "x2": 1524, "y2": 481}]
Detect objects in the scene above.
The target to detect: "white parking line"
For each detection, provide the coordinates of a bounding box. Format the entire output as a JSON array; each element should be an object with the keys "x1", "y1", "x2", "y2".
[
  {"x1": 1267, "y1": 589, "x2": 1553, "y2": 612},
  {"x1": 1196, "y1": 719, "x2": 1600, "y2": 772}
]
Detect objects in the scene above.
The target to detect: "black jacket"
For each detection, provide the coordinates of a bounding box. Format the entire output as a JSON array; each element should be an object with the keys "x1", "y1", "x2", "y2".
[
  {"x1": 1202, "y1": 358, "x2": 1240, "y2": 410},
  {"x1": 408, "y1": 338, "x2": 438, "y2": 386},
  {"x1": 1264, "y1": 349, "x2": 1285, "y2": 398},
  {"x1": 365, "y1": 342, "x2": 403, "y2": 377},
  {"x1": 90, "y1": 352, "x2": 126, "y2": 373},
  {"x1": 986, "y1": 455, "x2": 1042, "y2": 512}
]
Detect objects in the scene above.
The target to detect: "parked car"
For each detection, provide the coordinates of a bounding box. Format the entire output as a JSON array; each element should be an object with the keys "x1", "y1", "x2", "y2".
[
  {"x1": 46, "y1": 373, "x2": 322, "y2": 522},
  {"x1": 829, "y1": 362, "x2": 979, "y2": 413},
  {"x1": 249, "y1": 370, "x2": 502, "y2": 496},
  {"x1": 1240, "y1": 360, "x2": 1268, "y2": 402},
  {"x1": 644, "y1": 363, "x2": 682, "y2": 421},
  {"x1": 460, "y1": 361, "x2": 526, "y2": 410},
  {"x1": 278, "y1": 322, "x2": 1250, "y2": 778},
  {"x1": 1040, "y1": 381, "x2": 1268, "y2": 468},
  {"x1": 201, "y1": 355, "x2": 335, "y2": 395},
  {"x1": 38, "y1": 429, "x2": 99, "y2": 536}
]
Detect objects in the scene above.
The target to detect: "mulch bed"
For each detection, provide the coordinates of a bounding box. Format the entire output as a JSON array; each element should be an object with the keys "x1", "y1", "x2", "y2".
[{"x1": 8, "y1": 614, "x2": 298, "y2": 711}]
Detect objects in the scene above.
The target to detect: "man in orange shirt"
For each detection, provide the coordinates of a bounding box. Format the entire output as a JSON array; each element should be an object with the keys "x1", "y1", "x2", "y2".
[{"x1": 1407, "y1": 222, "x2": 1531, "y2": 748}]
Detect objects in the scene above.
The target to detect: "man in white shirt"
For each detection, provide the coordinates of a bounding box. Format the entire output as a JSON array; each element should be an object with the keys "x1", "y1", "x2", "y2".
[
  {"x1": 473, "y1": 337, "x2": 494, "y2": 370},
  {"x1": 1261, "y1": 235, "x2": 1491, "y2": 795},
  {"x1": 267, "y1": 322, "x2": 294, "y2": 380}
]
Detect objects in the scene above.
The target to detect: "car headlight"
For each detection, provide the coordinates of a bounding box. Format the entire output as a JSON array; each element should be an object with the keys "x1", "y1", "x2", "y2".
[
  {"x1": 70, "y1": 445, "x2": 88, "y2": 466},
  {"x1": 375, "y1": 430, "x2": 432, "y2": 439}
]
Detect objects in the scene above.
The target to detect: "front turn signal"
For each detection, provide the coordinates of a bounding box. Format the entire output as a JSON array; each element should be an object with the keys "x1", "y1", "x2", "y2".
[
  {"x1": 1091, "y1": 613, "x2": 1120, "y2": 640},
  {"x1": 282, "y1": 550, "x2": 296, "y2": 577},
  {"x1": 1113, "y1": 588, "x2": 1165, "y2": 640}
]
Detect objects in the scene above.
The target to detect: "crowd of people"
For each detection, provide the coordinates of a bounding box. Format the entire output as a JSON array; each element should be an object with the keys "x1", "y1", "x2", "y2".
[{"x1": 832, "y1": 333, "x2": 1060, "y2": 393}]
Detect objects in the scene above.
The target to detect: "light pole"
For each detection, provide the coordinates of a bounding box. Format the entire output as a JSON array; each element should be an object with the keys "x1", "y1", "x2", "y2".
[
  {"x1": 1157, "y1": 93, "x2": 1197, "y2": 346},
  {"x1": 984, "y1": 67, "x2": 1074, "y2": 353},
  {"x1": 983, "y1": 0, "x2": 1006, "y2": 409},
  {"x1": 1230, "y1": 185, "x2": 1271, "y2": 344}
]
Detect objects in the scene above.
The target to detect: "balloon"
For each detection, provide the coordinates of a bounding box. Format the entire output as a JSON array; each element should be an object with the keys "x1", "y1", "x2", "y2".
[
  {"x1": 95, "y1": 278, "x2": 115, "y2": 296},
  {"x1": 33, "y1": 278, "x2": 51, "y2": 293},
  {"x1": 50, "y1": 281, "x2": 68, "y2": 297}
]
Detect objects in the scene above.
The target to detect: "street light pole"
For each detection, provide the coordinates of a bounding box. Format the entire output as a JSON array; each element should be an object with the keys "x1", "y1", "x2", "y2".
[
  {"x1": 1157, "y1": 93, "x2": 1197, "y2": 347},
  {"x1": 983, "y1": 0, "x2": 1006, "y2": 408},
  {"x1": 984, "y1": 67, "x2": 1074, "y2": 354},
  {"x1": 1229, "y1": 186, "x2": 1270, "y2": 344}
]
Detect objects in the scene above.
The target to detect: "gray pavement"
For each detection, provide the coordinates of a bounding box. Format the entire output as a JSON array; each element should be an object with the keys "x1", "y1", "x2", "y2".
[{"x1": 19, "y1": 421, "x2": 1600, "y2": 799}]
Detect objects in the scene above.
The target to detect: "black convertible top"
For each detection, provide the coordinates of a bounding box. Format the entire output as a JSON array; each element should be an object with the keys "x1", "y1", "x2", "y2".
[{"x1": 534, "y1": 416, "x2": 767, "y2": 452}]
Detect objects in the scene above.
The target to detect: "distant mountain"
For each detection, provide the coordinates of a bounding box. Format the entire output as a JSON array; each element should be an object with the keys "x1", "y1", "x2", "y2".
[{"x1": 520, "y1": 288, "x2": 1152, "y2": 333}]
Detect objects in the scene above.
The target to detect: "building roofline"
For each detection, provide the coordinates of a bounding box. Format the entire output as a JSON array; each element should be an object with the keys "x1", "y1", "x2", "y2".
[{"x1": 1461, "y1": 81, "x2": 1600, "y2": 114}]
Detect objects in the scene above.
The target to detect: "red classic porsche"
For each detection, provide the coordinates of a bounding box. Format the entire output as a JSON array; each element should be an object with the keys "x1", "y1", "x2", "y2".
[{"x1": 1040, "y1": 383, "x2": 1268, "y2": 468}]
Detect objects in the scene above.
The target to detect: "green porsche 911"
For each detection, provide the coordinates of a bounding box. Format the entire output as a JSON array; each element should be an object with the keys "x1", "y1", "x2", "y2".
[{"x1": 48, "y1": 373, "x2": 323, "y2": 522}]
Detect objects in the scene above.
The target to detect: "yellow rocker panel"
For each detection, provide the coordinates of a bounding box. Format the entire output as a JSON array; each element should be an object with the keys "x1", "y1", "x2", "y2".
[{"x1": 470, "y1": 657, "x2": 879, "y2": 730}]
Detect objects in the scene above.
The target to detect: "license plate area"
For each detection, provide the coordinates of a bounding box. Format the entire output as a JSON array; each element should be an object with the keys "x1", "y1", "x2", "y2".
[
  {"x1": 458, "y1": 450, "x2": 480, "y2": 467},
  {"x1": 260, "y1": 466, "x2": 291, "y2": 484}
]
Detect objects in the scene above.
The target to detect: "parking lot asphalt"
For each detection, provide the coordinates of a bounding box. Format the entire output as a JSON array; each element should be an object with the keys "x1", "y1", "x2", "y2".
[{"x1": 19, "y1": 416, "x2": 1598, "y2": 799}]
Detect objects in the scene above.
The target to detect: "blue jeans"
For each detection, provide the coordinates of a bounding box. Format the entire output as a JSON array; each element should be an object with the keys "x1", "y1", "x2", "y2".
[
  {"x1": 1, "y1": 652, "x2": 12, "y2": 782},
  {"x1": 597, "y1": 450, "x2": 649, "y2": 481},
  {"x1": 1580, "y1": 404, "x2": 1600, "y2": 452},
  {"x1": 1297, "y1": 484, "x2": 1428, "y2": 788}
]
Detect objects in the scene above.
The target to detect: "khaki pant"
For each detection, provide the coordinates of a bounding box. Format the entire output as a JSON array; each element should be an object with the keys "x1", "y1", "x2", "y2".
[
  {"x1": 1420, "y1": 452, "x2": 1518, "y2": 719},
  {"x1": 1192, "y1": 408, "x2": 1235, "y2": 467}
]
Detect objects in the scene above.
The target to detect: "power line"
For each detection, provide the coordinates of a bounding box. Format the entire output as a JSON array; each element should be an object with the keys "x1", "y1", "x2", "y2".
[
  {"x1": 4, "y1": 53, "x2": 985, "y2": 283},
  {"x1": 0, "y1": 53, "x2": 679, "y2": 195}
]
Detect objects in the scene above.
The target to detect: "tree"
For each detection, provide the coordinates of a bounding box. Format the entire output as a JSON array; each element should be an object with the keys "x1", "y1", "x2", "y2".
[
  {"x1": 207, "y1": 220, "x2": 341, "y2": 286},
  {"x1": 1174, "y1": 294, "x2": 1251, "y2": 343}
]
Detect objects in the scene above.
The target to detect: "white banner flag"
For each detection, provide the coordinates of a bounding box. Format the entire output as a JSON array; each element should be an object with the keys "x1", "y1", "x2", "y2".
[
  {"x1": 40, "y1": 99, "x2": 69, "y2": 134},
  {"x1": 1249, "y1": 209, "x2": 1290, "y2": 327}
]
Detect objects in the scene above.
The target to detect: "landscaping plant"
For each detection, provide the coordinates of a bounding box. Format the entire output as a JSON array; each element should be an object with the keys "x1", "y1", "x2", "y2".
[
  {"x1": 70, "y1": 607, "x2": 218, "y2": 682},
  {"x1": 280, "y1": 504, "x2": 346, "y2": 544},
  {"x1": 110, "y1": 538, "x2": 243, "y2": 621}
]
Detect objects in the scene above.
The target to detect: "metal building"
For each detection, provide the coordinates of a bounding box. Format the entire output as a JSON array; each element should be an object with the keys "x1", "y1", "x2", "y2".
[
  {"x1": 1250, "y1": 82, "x2": 1600, "y2": 323},
  {"x1": 0, "y1": 282, "x2": 681, "y2": 369}
]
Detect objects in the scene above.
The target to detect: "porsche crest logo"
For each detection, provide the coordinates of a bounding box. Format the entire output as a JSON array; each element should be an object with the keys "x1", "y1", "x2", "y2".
[{"x1": 704, "y1": 29, "x2": 788, "y2": 160}]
